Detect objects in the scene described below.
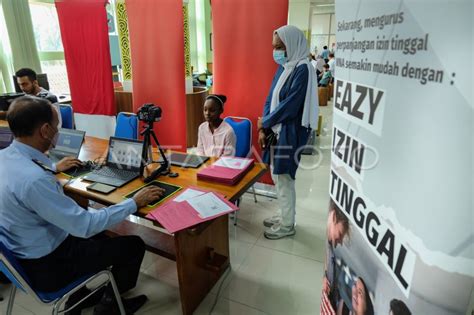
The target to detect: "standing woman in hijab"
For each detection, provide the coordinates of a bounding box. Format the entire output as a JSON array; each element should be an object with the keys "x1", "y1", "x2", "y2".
[{"x1": 257, "y1": 25, "x2": 318, "y2": 239}]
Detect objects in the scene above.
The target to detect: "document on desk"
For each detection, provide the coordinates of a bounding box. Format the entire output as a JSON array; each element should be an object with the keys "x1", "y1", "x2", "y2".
[
  {"x1": 146, "y1": 189, "x2": 238, "y2": 233},
  {"x1": 173, "y1": 188, "x2": 205, "y2": 202},
  {"x1": 213, "y1": 157, "x2": 253, "y2": 170},
  {"x1": 186, "y1": 192, "x2": 233, "y2": 218}
]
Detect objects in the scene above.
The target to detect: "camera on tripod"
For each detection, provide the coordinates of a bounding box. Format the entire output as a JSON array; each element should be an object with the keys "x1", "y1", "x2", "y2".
[{"x1": 137, "y1": 103, "x2": 162, "y2": 123}]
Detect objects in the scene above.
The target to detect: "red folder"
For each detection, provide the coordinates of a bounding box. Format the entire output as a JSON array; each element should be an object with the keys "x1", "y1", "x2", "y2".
[
  {"x1": 197, "y1": 157, "x2": 254, "y2": 185},
  {"x1": 145, "y1": 187, "x2": 238, "y2": 233}
]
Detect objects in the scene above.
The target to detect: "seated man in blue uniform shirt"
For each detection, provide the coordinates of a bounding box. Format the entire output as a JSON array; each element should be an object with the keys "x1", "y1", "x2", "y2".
[{"x1": 0, "y1": 96, "x2": 164, "y2": 315}]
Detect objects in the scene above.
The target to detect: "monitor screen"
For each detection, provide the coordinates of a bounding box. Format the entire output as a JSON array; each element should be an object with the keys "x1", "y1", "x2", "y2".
[
  {"x1": 107, "y1": 137, "x2": 143, "y2": 169},
  {"x1": 0, "y1": 93, "x2": 24, "y2": 111},
  {"x1": 0, "y1": 127, "x2": 13, "y2": 149},
  {"x1": 53, "y1": 129, "x2": 85, "y2": 155}
]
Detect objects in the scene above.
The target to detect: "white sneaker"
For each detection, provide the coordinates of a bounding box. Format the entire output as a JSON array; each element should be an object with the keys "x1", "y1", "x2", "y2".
[
  {"x1": 263, "y1": 215, "x2": 282, "y2": 227},
  {"x1": 264, "y1": 224, "x2": 296, "y2": 240}
]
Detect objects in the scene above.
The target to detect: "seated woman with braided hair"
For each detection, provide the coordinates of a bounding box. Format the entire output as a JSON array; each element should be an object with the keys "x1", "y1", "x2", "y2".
[{"x1": 196, "y1": 94, "x2": 236, "y2": 157}]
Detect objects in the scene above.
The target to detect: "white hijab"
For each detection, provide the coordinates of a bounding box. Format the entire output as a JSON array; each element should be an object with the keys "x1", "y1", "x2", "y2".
[{"x1": 270, "y1": 25, "x2": 318, "y2": 135}]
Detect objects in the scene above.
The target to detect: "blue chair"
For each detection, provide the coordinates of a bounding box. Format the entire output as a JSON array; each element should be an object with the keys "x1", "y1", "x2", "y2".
[
  {"x1": 0, "y1": 242, "x2": 125, "y2": 315},
  {"x1": 224, "y1": 116, "x2": 252, "y2": 158},
  {"x1": 115, "y1": 112, "x2": 139, "y2": 140},
  {"x1": 59, "y1": 104, "x2": 74, "y2": 129},
  {"x1": 224, "y1": 116, "x2": 258, "y2": 224}
]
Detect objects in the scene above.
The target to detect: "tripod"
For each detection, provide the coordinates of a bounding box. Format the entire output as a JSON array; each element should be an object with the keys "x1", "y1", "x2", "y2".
[{"x1": 140, "y1": 122, "x2": 169, "y2": 182}]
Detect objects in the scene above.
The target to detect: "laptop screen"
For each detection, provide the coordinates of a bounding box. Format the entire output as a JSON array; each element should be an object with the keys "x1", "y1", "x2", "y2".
[
  {"x1": 0, "y1": 127, "x2": 13, "y2": 149},
  {"x1": 51, "y1": 129, "x2": 85, "y2": 156},
  {"x1": 107, "y1": 137, "x2": 143, "y2": 170}
]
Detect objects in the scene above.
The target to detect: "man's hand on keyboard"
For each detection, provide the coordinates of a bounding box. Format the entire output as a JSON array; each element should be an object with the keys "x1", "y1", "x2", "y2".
[
  {"x1": 56, "y1": 157, "x2": 83, "y2": 172},
  {"x1": 133, "y1": 186, "x2": 165, "y2": 208}
]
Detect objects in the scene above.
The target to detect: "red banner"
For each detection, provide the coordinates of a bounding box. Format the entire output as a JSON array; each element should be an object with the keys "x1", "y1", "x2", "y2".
[
  {"x1": 55, "y1": 0, "x2": 115, "y2": 116},
  {"x1": 212, "y1": 0, "x2": 288, "y2": 183},
  {"x1": 126, "y1": 0, "x2": 186, "y2": 151}
]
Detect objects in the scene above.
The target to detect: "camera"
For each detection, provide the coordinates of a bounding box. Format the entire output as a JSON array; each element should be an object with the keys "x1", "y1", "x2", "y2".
[{"x1": 137, "y1": 103, "x2": 162, "y2": 123}]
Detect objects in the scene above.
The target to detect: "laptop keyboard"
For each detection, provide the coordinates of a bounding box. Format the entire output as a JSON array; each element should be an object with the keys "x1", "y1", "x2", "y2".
[{"x1": 93, "y1": 166, "x2": 137, "y2": 180}]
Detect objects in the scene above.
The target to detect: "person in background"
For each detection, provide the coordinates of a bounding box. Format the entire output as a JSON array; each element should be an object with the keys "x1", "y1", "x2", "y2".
[
  {"x1": 314, "y1": 54, "x2": 326, "y2": 77},
  {"x1": 389, "y1": 299, "x2": 412, "y2": 315},
  {"x1": 15, "y1": 68, "x2": 62, "y2": 127},
  {"x1": 0, "y1": 96, "x2": 165, "y2": 315},
  {"x1": 311, "y1": 54, "x2": 318, "y2": 70},
  {"x1": 196, "y1": 94, "x2": 236, "y2": 157},
  {"x1": 321, "y1": 45, "x2": 330, "y2": 62},
  {"x1": 319, "y1": 64, "x2": 333, "y2": 87},
  {"x1": 323, "y1": 200, "x2": 351, "y2": 310},
  {"x1": 258, "y1": 25, "x2": 318, "y2": 240},
  {"x1": 328, "y1": 53, "x2": 336, "y2": 79}
]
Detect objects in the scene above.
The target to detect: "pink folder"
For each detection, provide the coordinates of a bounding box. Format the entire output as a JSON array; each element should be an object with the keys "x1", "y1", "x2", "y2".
[
  {"x1": 197, "y1": 157, "x2": 254, "y2": 185},
  {"x1": 145, "y1": 187, "x2": 238, "y2": 233}
]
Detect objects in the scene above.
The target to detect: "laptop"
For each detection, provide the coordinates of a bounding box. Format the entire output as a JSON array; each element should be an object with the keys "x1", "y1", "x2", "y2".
[
  {"x1": 0, "y1": 127, "x2": 13, "y2": 149},
  {"x1": 169, "y1": 152, "x2": 209, "y2": 168},
  {"x1": 83, "y1": 137, "x2": 143, "y2": 187},
  {"x1": 49, "y1": 129, "x2": 86, "y2": 163},
  {"x1": 0, "y1": 93, "x2": 24, "y2": 111}
]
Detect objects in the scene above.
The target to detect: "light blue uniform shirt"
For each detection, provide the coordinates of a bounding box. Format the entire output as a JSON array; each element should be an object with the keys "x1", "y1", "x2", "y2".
[
  {"x1": 321, "y1": 49, "x2": 329, "y2": 59},
  {"x1": 0, "y1": 140, "x2": 137, "y2": 259}
]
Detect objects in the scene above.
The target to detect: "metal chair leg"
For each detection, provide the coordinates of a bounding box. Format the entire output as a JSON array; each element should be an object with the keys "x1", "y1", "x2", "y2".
[
  {"x1": 233, "y1": 198, "x2": 241, "y2": 226},
  {"x1": 252, "y1": 185, "x2": 258, "y2": 203},
  {"x1": 108, "y1": 272, "x2": 126, "y2": 315},
  {"x1": 6, "y1": 285, "x2": 16, "y2": 315},
  {"x1": 233, "y1": 210, "x2": 238, "y2": 226}
]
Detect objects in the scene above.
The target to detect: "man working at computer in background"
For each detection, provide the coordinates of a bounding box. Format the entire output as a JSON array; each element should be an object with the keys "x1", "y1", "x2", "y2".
[
  {"x1": 0, "y1": 96, "x2": 165, "y2": 315},
  {"x1": 15, "y1": 67, "x2": 62, "y2": 127}
]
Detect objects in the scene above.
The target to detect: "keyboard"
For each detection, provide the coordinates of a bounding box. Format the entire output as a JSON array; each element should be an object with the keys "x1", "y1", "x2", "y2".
[
  {"x1": 62, "y1": 163, "x2": 93, "y2": 177},
  {"x1": 92, "y1": 166, "x2": 138, "y2": 180}
]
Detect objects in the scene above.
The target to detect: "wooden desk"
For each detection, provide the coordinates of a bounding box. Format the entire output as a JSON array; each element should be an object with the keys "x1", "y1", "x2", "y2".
[
  {"x1": 0, "y1": 119, "x2": 7, "y2": 128},
  {"x1": 62, "y1": 136, "x2": 267, "y2": 315}
]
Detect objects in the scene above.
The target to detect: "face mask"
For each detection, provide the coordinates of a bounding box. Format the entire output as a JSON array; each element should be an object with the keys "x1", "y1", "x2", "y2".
[
  {"x1": 273, "y1": 50, "x2": 287, "y2": 65},
  {"x1": 47, "y1": 124, "x2": 59, "y2": 149}
]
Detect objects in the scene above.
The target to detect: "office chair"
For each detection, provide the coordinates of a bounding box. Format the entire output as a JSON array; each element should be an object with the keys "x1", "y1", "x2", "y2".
[
  {"x1": 224, "y1": 116, "x2": 258, "y2": 225},
  {"x1": 0, "y1": 242, "x2": 125, "y2": 315},
  {"x1": 13, "y1": 73, "x2": 50, "y2": 92},
  {"x1": 59, "y1": 104, "x2": 74, "y2": 129},
  {"x1": 114, "y1": 112, "x2": 139, "y2": 140}
]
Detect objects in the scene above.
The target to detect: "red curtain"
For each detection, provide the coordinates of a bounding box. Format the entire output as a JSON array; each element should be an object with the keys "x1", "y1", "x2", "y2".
[
  {"x1": 126, "y1": 0, "x2": 186, "y2": 151},
  {"x1": 55, "y1": 0, "x2": 115, "y2": 116},
  {"x1": 212, "y1": 0, "x2": 288, "y2": 183}
]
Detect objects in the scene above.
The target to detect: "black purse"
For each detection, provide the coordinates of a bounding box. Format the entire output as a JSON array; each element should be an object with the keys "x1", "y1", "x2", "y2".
[{"x1": 264, "y1": 130, "x2": 277, "y2": 149}]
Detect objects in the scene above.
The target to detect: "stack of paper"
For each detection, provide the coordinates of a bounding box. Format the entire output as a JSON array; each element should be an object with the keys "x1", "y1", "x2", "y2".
[
  {"x1": 197, "y1": 156, "x2": 254, "y2": 185},
  {"x1": 146, "y1": 187, "x2": 239, "y2": 233}
]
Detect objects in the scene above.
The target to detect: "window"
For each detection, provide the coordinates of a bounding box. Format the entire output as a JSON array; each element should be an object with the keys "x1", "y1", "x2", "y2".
[
  {"x1": 29, "y1": 1, "x2": 70, "y2": 94},
  {"x1": 311, "y1": 13, "x2": 336, "y2": 55}
]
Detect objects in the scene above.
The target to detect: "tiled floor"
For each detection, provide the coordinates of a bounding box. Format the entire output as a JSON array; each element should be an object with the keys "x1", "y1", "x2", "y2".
[{"x1": 0, "y1": 103, "x2": 334, "y2": 315}]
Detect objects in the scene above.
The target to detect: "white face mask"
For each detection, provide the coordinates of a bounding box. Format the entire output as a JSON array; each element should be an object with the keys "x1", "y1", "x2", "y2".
[{"x1": 47, "y1": 124, "x2": 59, "y2": 149}]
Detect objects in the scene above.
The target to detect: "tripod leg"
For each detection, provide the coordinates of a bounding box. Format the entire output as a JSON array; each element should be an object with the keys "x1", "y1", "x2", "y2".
[
  {"x1": 140, "y1": 131, "x2": 150, "y2": 176},
  {"x1": 150, "y1": 130, "x2": 169, "y2": 168}
]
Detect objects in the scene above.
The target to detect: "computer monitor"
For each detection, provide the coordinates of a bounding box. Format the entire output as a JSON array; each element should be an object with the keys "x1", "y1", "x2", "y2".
[
  {"x1": 13, "y1": 73, "x2": 50, "y2": 93},
  {"x1": 0, "y1": 93, "x2": 24, "y2": 111},
  {"x1": 0, "y1": 127, "x2": 14, "y2": 149}
]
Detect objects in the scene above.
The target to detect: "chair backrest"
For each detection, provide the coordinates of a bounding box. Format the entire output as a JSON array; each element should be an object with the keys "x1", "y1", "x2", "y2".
[
  {"x1": 13, "y1": 73, "x2": 50, "y2": 92},
  {"x1": 0, "y1": 242, "x2": 31, "y2": 294},
  {"x1": 0, "y1": 242, "x2": 96, "y2": 304},
  {"x1": 115, "y1": 112, "x2": 138, "y2": 140},
  {"x1": 59, "y1": 104, "x2": 74, "y2": 129},
  {"x1": 224, "y1": 116, "x2": 252, "y2": 158}
]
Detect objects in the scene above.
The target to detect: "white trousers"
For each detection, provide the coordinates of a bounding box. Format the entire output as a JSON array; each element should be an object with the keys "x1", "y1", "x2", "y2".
[{"x1": 271, "y1": 172, "x2": 296, "y2": 227}]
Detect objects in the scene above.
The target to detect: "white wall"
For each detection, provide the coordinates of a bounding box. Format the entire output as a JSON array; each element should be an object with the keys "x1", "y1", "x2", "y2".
[{"x1": 288, "y1": 0, "x2": 311, "y2": 31}]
